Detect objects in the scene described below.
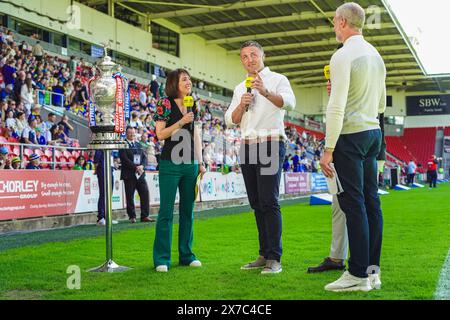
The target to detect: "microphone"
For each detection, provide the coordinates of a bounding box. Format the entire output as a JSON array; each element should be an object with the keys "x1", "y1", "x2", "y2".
[
  {"x1": 245, "y1": 77, "x2": 253, "y2": 112},
  {"x1": 323, "y1": 65, "x2": 330, "y2": 80},
  {"x1": 183, "y1": 95, "x2": 194, "y2": 131}
]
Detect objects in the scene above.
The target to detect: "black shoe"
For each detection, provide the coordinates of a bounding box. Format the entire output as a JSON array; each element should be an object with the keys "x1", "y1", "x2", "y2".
[
  {"x1": 307, "y1": 257, "x2": 346, "y2": 273},
  {"x1": 141, "y1": 216, "x2": 156, "y2": 222}
]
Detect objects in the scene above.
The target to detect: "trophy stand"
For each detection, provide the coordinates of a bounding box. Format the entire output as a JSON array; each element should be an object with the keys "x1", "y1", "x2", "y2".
[
  {"x1": 87, "y1": 49, "x2": 130, "y2": 273},
  {"x1": 88, "y1": 146, "x2": 129, "y2": 273}
]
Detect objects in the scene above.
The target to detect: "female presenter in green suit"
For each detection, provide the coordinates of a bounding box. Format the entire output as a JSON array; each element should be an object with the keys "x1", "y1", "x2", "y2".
[{"x1": 153, "y1": 68, "x2": 206, "y2": 272}]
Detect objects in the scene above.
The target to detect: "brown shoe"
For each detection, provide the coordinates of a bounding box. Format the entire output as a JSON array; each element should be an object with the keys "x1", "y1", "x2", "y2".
[
  {"x1": 141, "y1": 216, "x2": 156, "y2": 222},
  {"x1": 129, "y1": 218, "x2": 137, "y2": 223}
]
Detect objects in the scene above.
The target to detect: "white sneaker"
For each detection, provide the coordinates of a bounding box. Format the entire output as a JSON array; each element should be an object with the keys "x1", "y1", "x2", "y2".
[
  {"x1": 97, "y1": 218, "x2": 118, "y2": 226},
  {"x1": 369, "y1": 273, "x2": 382, "y2": 290},
  {"x1": 325, "y1": 271, "x2": 372, "y2": 292},
  {"x1": 189, "y1": 260, "x2": 202, "y2": 267},
  {"x1": 156, "y1": 265, "x2": 168, "y2": 272}
]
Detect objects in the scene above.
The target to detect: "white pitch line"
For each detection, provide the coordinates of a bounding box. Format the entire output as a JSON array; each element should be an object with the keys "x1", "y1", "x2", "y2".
[{"x1": 435, "y1": 249, "x2": 450, "y2": 300}]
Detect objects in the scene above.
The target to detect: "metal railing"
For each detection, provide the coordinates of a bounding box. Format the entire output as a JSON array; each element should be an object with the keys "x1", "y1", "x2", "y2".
[
  {"x1": 0, "y1": 141, "x2": 87, "y2": 170},
  {"x1": 35, "y1": 89, "x2": 66, "y2": 109}
]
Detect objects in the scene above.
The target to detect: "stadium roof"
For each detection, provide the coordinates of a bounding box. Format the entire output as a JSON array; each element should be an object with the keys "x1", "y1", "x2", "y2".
[{"x1": 79, "y1": 0, "x2": 450, "y2": 92}]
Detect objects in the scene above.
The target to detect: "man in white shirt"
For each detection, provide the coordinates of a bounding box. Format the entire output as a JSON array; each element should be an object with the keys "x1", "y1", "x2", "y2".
[
  {"x1": 320, "y1": 2, "x2": 386, "y2": 292},
  {"x1": 225, "y1": 40, "x2": 296, "y2": 274}
]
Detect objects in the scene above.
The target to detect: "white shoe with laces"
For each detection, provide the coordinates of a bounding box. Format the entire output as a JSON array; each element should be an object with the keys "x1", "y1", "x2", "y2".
[
  {"x1": 97, "y1": 218, "x2": 106, "y2": 226},
  {"x1": 369, "y1": 273, "x2": 382, "y2": 290},
  {"x1": 189, "y1": 260, "x2": 202, "y2": 267},
  {"x1": 156, "y1": 265, "x2": 168, "y2": 272},
  {"x1": 325, "y1": 271, "x2": 372, "y2": 292}
]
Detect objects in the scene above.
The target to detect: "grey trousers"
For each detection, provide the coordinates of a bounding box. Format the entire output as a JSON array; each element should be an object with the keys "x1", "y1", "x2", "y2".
[{"x1": 329, "y1": 195, "x2": 349, "y2": 260}]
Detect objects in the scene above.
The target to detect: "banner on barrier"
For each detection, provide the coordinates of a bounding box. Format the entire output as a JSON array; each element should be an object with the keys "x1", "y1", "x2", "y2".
[
  {"x1": 0, "y1": 170, "x2": 317, "y2": 221},
  {"x1": 285, "y1": 173, "x2": 310, "y2": 194},
  {"x1": 0, "y1": 171, "x2": 83, "y2": 220},
  {"x1": 144, "y1": 172, "x2": 180, "y2": 206},
  {"x1": 311, "y1": 173, "x2": 328, "y2": 192},
  {"x1": 75, "y1": 171, "x2": 124, "y2": 213},
  {"x1": 199, "y1": 172, "x2": 228, "y2": 202},
  {"x1": 224, "y1": 172, "x2": 247, "y2": 200}
]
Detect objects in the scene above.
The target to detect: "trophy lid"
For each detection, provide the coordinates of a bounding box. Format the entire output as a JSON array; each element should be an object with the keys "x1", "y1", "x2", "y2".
[{"x1": 97, "y1": 44, "x2": 116, "y2": 70}]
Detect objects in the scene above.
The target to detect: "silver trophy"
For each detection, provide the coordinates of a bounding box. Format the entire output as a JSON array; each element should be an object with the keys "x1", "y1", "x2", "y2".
[
  {"x1": 88, "y1": 45, "x2": 130, "y2": 273},
  {"x1": 88, "y1": 46, "x2": 127, "y2": 150}
]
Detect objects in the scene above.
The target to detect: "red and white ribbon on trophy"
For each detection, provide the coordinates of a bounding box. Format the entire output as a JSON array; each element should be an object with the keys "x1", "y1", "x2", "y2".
[{"x1": 113, "y1": 73, "x2": 126, "y2": 133}]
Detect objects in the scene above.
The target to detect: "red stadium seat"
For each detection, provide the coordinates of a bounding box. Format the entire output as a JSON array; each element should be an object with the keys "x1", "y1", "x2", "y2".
[
  {"x1": 44, "y1": 149, "x2": 53, "y2": 158},
  {"x1": 67, "y1": 157, "x2": 76, "y2": 169},
  {"x1": 72, "y1": 150, "x2": 80, "y2": 158},
  {"x1": 0, "y1": 136, "x2": 7, "y2": 143},
  {"x1": 12, "y1": 146, "x2": 20, "y2": 156},
  {"x1": 55, "y1": 150, "x2": 63, "y2": 159},
  {"x1": 58, "y1": 156, "x2": 68, "y2": 169},
  {"x1": 63, "y1": 150, "x2": 72, "y2": 158},
  {"x1": 34, "y1": 149, "x2": 44, "y2": 157},
  {"x1": 40, "y1": 155, "x2": 49, "y2": 168},
  {"x1": 23, "y1": 148, "x2": 33, "y2": 157}
]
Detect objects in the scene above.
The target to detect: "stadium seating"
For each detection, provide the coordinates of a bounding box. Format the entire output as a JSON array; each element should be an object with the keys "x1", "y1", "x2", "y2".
[
  {"x1": 385, "y1": 136, "x2": 417, "y2": 164},
  {"x1": 444, "y1": 127, "x2": 450, "y2": 136},
  {"x1": 402, "y1": 127, "x2": 437, "y2": 167}
]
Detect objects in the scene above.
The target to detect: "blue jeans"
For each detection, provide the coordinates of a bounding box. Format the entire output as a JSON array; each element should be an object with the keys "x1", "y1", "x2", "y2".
[
  {"x1": 334, "y1": 129, "x2": 383, "y2": 278},
  {"x1": 240, "y1": 141, "x2": 286, "y2": 262}
]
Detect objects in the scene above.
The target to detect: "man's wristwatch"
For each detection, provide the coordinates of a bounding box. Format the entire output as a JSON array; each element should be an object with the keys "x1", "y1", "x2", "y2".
[
  {"x1": 264, "y1": 89, "x2": 270, "y2": 98},
  {"x1": 325, "y1": 147, "x2": 335, "y2": 152},
  {"x1": 178, "y1": 121, "x2": 184, "y2": 128}
]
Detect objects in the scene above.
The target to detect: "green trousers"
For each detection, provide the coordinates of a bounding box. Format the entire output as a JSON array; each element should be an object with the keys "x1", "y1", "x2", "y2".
[{"x1": 153, "y1": 160, "x2": 198, "y2": 268}]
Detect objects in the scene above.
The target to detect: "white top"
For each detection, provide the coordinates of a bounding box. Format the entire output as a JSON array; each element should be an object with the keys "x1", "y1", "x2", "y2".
[
  {"x1": 225, "y1": 67, "x2": 296, "y2": 140},
  {"x1": 325, "y1": 35, "x2": 386, "y2": 149}
]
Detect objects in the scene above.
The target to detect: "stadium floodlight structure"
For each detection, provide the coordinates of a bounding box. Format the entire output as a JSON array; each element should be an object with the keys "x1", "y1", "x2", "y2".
[{"x1": 87, "y1": 45, "x2": 130, "y2": 273}]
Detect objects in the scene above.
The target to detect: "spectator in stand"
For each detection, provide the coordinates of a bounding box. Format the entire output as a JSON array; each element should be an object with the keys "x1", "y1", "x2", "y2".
[
  {"x1": 35, "y1": 126, "x2": 47, "y2": 145},
  {"x1": 2, "y1": 59, "x2": 16, "y2": 87},
  {"x1": 73, "y1": 155, "x2": 86, "y2": 170},
  {"x1": 45, "y1": 112, "x2": 57, "y2": 130},
  {"x1": 69, "y1": 56, "x2": 78, "y2": 78},
  {"x1": 32, "y1": 41, "x2": 44, "y2": 62},
  {"x1": 311, "y1": 155, "x2": 320, "y2": 173},
  {"x1": 14, "y1": 70, "x2": 26, "y2": 104},
  {"x1": 20, "y1": 78, "x2": 34, "y2": 115},
  {"x1": 427, "y1": 155, "x2": 439, "y2": 189},
  {"x1": 407, "y1": 160, "x2": 417, "y2": 186},
  {"x1": 52, "y1": 79, "x2": 65, "y2": 107},
  {"x1": 139, "y1": 86, "x2": 148, "y2": 109},
  {"x1": 58, "y1": 114, "x2": 74, "y2": 137},
  {"x1": 71, "y1": 80, "x2": 89, "y2": 111},
  {"x1": 150, "y1": 74, "x2": 159, "y2": 99},
  {"x1": 291, "y1": 149, "x2": 301, "y2": 172},
  {"x1": 26, "y1": 153, "x2": 41, "y2": 169},
  {"x1": 0, "y1": 146, "x2": 11, "y2": 169},
  {"x1": 5, "y1": 109, "x2": 17, "y2": 136},
  {"x1": 21, "y1": 115, "x2": 39, "y2": 144},
  {"x1": 129, "y1": 111, "x2": 143, "y2": 128},
  {"x1": 15, "y1": 111, "x2": 26, "y2": 137},
  {"x1": 11, "y1": 157, "x2": 21, "y2": 169}
]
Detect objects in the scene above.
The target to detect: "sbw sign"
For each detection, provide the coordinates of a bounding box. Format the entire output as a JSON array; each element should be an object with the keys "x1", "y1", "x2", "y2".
[{"x1": 407, "y1": 95, "x2": 450, "y2": 116}]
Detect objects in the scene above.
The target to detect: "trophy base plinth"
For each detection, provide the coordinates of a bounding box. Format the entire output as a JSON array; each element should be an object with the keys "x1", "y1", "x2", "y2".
[
  {"x1": 88, "y1": 260, "x2": 131, "y2": 273},
  {"x1": 88, "y1": 132, "x2": 128, "y2": 150}
]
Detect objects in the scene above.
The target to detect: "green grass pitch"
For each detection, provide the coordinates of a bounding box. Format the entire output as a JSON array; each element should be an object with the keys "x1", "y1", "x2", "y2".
[{"x1": 0, "y1": 184, "x2": 449, "y2": 300}]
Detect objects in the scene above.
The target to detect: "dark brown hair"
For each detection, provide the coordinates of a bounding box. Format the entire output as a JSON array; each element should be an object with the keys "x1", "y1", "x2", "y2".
[{"x1": 164, "y1": 68, "x2": 190, "y2": 99}]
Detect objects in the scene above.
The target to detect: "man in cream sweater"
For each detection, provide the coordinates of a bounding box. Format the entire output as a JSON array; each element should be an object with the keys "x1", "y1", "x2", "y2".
[{"x1": 320, "y1": 2, "x2": 386, "y2": 292}]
